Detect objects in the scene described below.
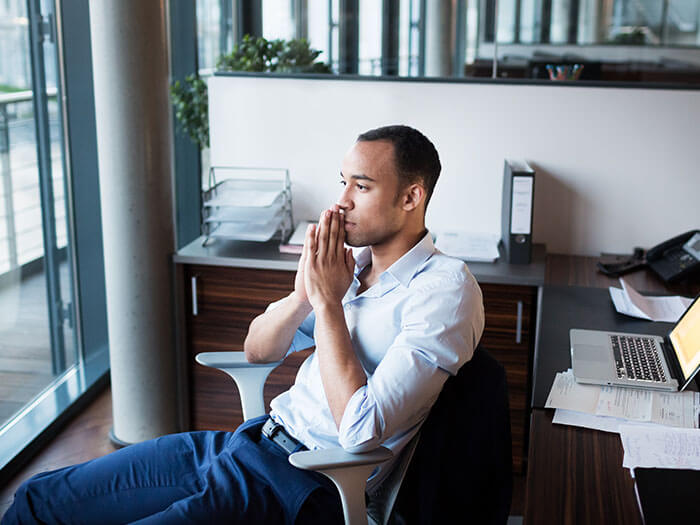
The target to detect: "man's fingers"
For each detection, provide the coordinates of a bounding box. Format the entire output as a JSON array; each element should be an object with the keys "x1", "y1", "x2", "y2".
[
  {"x1": 328, "y1": 210, "x2": 339, "y2": 257},
  {"x1": 299, "y1": 223, "x2": 314, "y2": 265},
  {"x1": 317, "y1": 210, "x2": 329, "y2": 256},
  {"x1": 345, "y1": 247, "x2": 355, "y2": 273},
  {"x1": 305, "y1": 225, "x2": 317, "y2": 273},
  {"x1": 308, "y1": 224, "x2": 317, "y2": 253},
  {"x1": 338, "y1": 212, "x2": 346, "y2": 255}
]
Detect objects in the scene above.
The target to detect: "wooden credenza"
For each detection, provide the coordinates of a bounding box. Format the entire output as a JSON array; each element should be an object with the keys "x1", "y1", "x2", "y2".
[{"x1": 175, "y1": 239, "x2": 545, "y2": 474}]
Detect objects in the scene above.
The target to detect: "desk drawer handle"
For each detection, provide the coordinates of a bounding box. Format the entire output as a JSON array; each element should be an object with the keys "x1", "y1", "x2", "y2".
[
  {"x1": 191, "y1": 275, "x2": 199, "y2": 316},
  {"x1": 516, "y1": 300, "x2": 523, "y2": 344}
]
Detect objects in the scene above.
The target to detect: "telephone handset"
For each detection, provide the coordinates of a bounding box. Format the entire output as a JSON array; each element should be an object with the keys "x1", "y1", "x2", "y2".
[
  {"x1": 596, "y1": 230, "x2": 700, "y2": 283},
  {"x1": 646, "y1": 230, "x2": 700, "y2": 283}
]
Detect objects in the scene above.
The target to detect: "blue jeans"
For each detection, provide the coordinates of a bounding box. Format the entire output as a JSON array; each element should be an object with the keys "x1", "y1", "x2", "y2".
[{"x1": 2, "y1": 416, "x2": 342, "y2": 524}]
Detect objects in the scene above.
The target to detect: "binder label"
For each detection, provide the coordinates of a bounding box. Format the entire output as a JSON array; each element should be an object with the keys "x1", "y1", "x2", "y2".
[{"x1": 510, "y1": 176, "x2": 533, "y2": 234}]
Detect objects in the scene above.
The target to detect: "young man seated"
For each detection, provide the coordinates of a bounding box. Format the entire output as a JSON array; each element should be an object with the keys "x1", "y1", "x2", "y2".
[{"x1": 2, "y1": 125, "x2": 484, "y2": 524}]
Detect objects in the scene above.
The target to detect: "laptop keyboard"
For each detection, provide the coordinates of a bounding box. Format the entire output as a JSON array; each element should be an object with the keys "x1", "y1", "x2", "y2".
[{"x1": 610, "y1": 335, "x2": 667, "y2": 382}]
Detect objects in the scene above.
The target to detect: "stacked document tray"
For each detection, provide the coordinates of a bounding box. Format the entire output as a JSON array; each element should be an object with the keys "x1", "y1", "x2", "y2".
[{"x1": 201, "y1": 167, "x2": 293, "y2": 245}]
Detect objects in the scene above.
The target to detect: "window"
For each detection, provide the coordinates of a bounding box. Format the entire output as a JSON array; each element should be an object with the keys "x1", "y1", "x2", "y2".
[
  {"x1": 0, "y1": 0, "x2": 77, "y2": 432},
  {"x1": 0, "y1": 0, "x2": 108, "y2": 473}
]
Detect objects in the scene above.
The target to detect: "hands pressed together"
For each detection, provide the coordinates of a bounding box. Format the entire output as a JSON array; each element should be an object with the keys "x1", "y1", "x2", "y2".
[{"x1": 293, "y1": 206, "x2": 355, "y2": 311}]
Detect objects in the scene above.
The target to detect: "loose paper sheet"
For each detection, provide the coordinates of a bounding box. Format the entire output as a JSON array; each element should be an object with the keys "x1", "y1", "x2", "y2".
[
  {"x1": 546, "y1": 370, "x2": 699, "y2": 429},
  {"x1": 596, "y1": 386, "x2": 653, "y2": 421},
  {"x1": 434, "y1": 231, "x2": 500, "y2": 262},
  {"x1": 545, "y1": 369, "x2": 599, "y2": 413},
  {"x1": 553, "y1": 409, "x2": 634, "y2": 433},
  {"x1": 609, "y1": 277, "x2": 693, "y2": 322},
  {"x1": 620, "y1": 423, "x2": 700, "y2": 470}
]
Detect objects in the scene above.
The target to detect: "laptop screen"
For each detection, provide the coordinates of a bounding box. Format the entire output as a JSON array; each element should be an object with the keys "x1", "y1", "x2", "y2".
[{"x1": 669, "y1": 296, "x2": 700, "y2": 380}]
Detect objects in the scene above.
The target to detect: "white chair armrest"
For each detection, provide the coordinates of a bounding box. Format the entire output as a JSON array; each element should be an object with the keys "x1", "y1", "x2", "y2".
[
  {"x1": 195, "y1": 352, "x2": 282, "y2": 421},
  {"x1": 290, "y1": 447, "x2": 393, "y2": 525},
  {"x1": 195, "y1": 351, "x2": 281, "y2": 369},
  {"x1": 197, "y1": 351, "x2": 393, "y2": 524},
  {"x1": 289, "y1": 446, "x2": 393, "y2": 470}
]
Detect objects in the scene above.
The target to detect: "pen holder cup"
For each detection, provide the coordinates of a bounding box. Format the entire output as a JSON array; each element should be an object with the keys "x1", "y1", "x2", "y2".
[{"x1": 546, "y1": 64, "x2": 584, "y2": 81}]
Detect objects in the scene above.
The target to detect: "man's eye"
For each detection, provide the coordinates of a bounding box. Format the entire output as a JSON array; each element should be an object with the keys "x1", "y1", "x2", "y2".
[
  {"x1": 340, "y1": 180, "x2": 347, "y2": 186},
  {"x1": 357, "y1": 184, "x2": 368, "y2": 191}
]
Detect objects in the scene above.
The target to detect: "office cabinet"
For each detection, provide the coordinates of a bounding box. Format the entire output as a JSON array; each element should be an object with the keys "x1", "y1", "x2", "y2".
[
  {"x1": 479, "y1": 283, "x2": 537, "y2": 473},
  {"x1": 182, "y1": 264, "x2": 535, "y2": 473},
  {"x1": 183, "y1": 265, "x2": 304, "y2": 431}
]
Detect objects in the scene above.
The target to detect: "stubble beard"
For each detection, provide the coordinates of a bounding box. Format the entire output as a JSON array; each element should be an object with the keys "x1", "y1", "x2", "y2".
[
  {"x1": 344, "y1": 222, "x2": 401, "y2": 249},
  {"x1": 345, "y1": 198, "x2": 405, "y2": 248}
]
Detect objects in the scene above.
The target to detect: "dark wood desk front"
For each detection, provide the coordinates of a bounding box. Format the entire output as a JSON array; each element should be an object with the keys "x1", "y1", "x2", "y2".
[
  {"x1": 525, "y1": 255, "x2": 699, "y2": 524},
  {"x1": 525, "y1": 409, "x2": 641, "y2": 524}
]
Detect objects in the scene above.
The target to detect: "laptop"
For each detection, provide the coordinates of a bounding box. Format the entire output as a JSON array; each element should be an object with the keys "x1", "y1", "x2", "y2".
[{"x1": 570, "y1": 294, "x2": 700, "y2": 391}]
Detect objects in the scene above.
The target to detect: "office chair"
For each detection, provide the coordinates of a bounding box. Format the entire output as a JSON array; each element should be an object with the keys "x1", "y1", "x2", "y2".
[
  {"x1": 196, "y1": 346, "x2": 512, "y2": 525},
  {"x1": 392, "y1": 346, "x2": 513, "y2": 524}
]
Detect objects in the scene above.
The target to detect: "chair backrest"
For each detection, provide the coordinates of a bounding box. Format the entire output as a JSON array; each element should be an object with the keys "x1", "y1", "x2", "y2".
[{"x1": 391, "y1": 346, "x2": 513, "y2": 524}]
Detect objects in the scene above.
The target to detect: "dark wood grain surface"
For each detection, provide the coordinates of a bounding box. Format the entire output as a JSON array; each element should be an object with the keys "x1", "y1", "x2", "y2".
[
  {"x1": 545, "y1": 253, "x2": 700, "y2": 296},
  {"x1": 480, "y1": 283, "x2": 537, "y2": 473},
  {"x1": 524, "y1": 410, "x2": 642, "y2": 525},
  {"x1": 184, "y1": 265, "x2": 297, "y2": 430}
]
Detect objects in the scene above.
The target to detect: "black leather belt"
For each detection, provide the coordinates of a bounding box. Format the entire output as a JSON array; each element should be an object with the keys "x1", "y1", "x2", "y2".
[{"x1": 262, "y1": 418, "x2": 306, "y2": 455}]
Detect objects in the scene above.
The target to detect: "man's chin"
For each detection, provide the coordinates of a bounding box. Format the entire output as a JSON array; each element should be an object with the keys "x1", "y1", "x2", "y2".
[
  {"x1": 344, "y1": 232, "x2": 367, "y2": 248},
  {"x1": 344, "y1": 238, "x2": 364, "y2": 248}
]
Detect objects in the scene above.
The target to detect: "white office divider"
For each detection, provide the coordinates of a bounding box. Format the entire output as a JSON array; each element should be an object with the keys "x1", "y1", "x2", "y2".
[
  {"x1": 209, "y1": 74, "x2": 700, "y2": 256},
  {"x1": 90, "y1": 0, "x2": 179, "y2": 444}
]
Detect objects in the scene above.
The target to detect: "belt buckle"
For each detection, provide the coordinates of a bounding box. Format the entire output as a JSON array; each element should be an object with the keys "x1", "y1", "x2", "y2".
[{"x1": 262, "y1": 418, "x2": 281, "y2": 440}]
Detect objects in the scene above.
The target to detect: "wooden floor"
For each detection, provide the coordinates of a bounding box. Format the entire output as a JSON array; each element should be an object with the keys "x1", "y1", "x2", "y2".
[
  {"x1": 0, "y1": 384, "x2": 526, "y2": 518},
  {"x1": 0, "y1": 384, "x2": 116, "y2": 517}
]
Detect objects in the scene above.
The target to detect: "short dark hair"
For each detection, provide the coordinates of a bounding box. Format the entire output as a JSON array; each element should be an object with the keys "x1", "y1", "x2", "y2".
[{"x1": 356, "y1": 125, "x2": 441, "y2": 209}]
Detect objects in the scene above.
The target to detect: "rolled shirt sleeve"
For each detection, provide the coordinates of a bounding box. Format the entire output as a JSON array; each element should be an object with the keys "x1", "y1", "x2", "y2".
[
  {"x1": 265, "y1": 296, "x2": 316, "y2": 355},
  {"x1": 337, "y1": 274, "x2": 485, "y2": 452}
]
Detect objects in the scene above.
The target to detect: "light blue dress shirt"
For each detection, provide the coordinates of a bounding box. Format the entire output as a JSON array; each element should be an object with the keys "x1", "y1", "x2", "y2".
[{"x1": 268, "y1": 231, "x2": 485, "y2": 490}]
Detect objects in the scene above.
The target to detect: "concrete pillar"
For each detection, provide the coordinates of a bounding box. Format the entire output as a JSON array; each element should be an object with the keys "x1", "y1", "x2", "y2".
[
  {"x1": 89, "y1": 0, "x2": 179, "y2": 444},
  {"x1": 424, "y1": 0, "x2": 454, "y2": 77}
]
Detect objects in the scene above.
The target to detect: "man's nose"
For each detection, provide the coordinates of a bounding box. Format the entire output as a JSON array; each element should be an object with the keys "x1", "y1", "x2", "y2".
[{"x1": 336, "y1": 187, "x2": 353, "y2": 212}]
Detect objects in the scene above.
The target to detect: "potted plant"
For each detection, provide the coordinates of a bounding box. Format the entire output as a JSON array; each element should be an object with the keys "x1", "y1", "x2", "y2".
[{"x1": 170, "y1": 35, "x2": 331, "y2": 151}]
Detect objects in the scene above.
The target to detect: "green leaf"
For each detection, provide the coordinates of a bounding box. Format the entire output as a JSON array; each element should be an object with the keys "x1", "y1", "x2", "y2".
[{"x1": 171, "y1": 35, "x2": 331, "y2": 151}]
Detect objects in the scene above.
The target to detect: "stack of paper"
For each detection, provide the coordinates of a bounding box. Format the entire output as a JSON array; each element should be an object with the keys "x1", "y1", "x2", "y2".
[
  {"x1": 545, "y1": 369, "x2": 700, "y2": 433},
  {"x1": 434, "y1": 231, "x2": 500, "y2": 262},
  {"x1": 610, "y1": 277, "x2": 693, "y2": 322}
]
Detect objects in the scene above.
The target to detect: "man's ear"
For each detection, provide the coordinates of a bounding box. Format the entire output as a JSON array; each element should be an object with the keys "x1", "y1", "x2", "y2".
[{"x1": 401, "y1": 183, "x2": 426, "y2": 212}]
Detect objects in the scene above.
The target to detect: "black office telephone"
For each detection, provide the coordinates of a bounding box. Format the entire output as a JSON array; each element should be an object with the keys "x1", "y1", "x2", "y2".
[
  {"x1": 597, "y1": 230, "x2": 700, "y2": 283},
  {"x1": 646, "y1": 230, "x2": 700, "y2": 283}
]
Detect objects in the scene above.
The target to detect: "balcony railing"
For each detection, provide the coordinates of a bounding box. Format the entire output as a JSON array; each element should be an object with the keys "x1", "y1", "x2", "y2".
[{"x1": 0, "y1": 87, "x2": 65, "y2": 276}]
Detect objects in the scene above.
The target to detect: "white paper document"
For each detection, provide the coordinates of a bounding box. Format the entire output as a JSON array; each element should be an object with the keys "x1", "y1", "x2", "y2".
[
  {"x1": 545, "y1": 369, "x2": 600, "y2": 413},
  {"x1": 434, "y1": 231, "x2": 500, "y2": 262},
  {"x1": 620, "y1": 423, "x2": 700, "y2": 470},
  {"x1": 609, "y1": 277, "x2": 693, "y2": 322},
  {"x1": 546, "y1": 370, "x2": 699, "y2": 431},
  {"x1": 553, "y1": 409, "x2": 641, "y2": 433}
]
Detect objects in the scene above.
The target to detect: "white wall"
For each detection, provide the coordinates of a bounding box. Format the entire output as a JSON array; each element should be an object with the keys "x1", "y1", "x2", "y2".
[{"x1": 209, "y1": 75, "x2": 700, "y2": 256}]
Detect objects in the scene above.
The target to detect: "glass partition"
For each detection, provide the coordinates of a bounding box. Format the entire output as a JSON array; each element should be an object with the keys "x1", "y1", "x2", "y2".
[{"x1": 196, "y1": 0, "x2": 700, "y2": 85}]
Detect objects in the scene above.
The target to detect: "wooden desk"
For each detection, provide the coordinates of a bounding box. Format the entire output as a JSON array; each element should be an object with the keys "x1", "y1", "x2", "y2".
[
  {"x1": 526, "y1": 409, "x2": 641, "y2": 524},
  {"x1": 525, "y1": 254, "x2": 699, "y2": 524}
]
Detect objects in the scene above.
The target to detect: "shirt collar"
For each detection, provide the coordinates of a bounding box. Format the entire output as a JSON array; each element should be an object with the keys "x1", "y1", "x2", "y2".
[{"x1": 352, "y1": 231, "x2": 436, "y2": 288}]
